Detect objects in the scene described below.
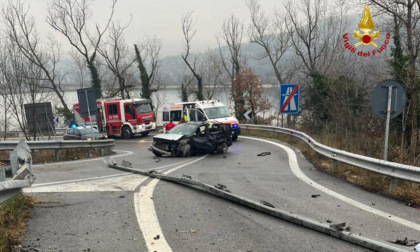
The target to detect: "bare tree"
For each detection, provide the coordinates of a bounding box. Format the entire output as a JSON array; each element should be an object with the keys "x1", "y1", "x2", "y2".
[
  {"x1": 181, "y1": 12, "x2": 204, "y2": 101},
  {"x1": 2, "y1": 0, "x2": 72, "y2": 122},
  {"x1": 47, "y1": 0, "x2": 117, "y2": 99},
  {"x1": 200, "y1": 50, "x2": 226, "y2": 100},
  {"x1": 0, "y1": 40, "x2": 51, "y2": 140},
  {"x1": 134, "y1": 37, "x2": 162, "y2": 103},
  {"x1": 247, "y1": 0, "x2": 297, "y2": 84},
  {"x1": 70, "y1": 50, "x2": 89, "y2": 88},
  {"x1": 284, "y1": 0, "x2": 345, "y2": 76},
  {"x1": 98, "y1": 20, "x2": 136, "y2": 99},
  {"x1": 179, "y1": 71, "x2": 195, "y2": 102},
  {"x1": 217, "y1": 14, "x2": 246, "y2": 119}
]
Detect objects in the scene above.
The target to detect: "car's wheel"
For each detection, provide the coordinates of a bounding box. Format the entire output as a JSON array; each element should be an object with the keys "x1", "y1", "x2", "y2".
[
  {"x1": 141, "y1": 132, "x2": 149, "y2": 137},
  {"x1": 232, "y1": 134, "x2": 238, "y2": 141},
  {"x1": 122, "y1": 126, "x2": 133, "y2": 139},
  {"x1": 218, "y1": 143, "x2": 228, "y2": 154},
  {"x1": 181, "y1": 144, "x2": 191, "y2": 157},
  {"x1": 152, "y1": 150, "x2": 162, "y2": 157}
]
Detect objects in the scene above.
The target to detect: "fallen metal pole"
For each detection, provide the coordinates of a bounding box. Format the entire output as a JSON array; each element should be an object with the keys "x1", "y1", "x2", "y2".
[{"x1": 108, "y1": 162, "x2": 406, "y2": 252}]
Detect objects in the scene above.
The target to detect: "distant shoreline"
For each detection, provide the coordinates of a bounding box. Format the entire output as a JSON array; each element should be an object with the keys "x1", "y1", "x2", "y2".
[{"x1": 59, "y1": 84, "x2": 279, "y2": 92}]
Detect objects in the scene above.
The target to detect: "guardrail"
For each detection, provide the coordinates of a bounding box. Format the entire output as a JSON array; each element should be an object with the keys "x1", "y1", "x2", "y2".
[
  {"x1": 0, "y1": 139, "x2": 114, "y2": 161},
  {"x1": 241, "y1": 124, "x2": 420, "y2": 188},
  {"x1": 0, "y1": 139, "x2": 114, "y2": 204}
]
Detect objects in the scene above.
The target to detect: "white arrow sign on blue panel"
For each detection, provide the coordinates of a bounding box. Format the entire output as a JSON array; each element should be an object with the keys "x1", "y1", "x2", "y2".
[{"x1": 280, "y1": 84, "x2": 299, "y2": 114}]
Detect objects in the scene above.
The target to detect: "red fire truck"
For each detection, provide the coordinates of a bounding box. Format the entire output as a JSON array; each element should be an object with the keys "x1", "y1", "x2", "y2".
[{"x1": 73, "y1": 98, "x2": 156, "y2": 139}]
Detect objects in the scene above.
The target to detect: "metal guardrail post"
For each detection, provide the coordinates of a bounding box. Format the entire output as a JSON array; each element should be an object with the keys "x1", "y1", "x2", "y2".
[
  {"x1": 332, "y1": 159, "x2": 338, "y2": 172},
  {"x1": 0, "y1": 165, "x2": 5, "y2": 181},
  {"x1": 55, "y1": 149, "x2": 59, "y2": 162},
  {"x1": 390, "y1": 178, "x2": 399, "y2": 191},
  {"x1": 0, "y1": 140, "x2": 35, "y2": 204}
]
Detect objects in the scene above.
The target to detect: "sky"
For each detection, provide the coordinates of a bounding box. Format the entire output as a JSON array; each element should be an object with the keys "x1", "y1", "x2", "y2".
[{"x1": 3, "y1": 0, "x2": 285, "y2": 57}]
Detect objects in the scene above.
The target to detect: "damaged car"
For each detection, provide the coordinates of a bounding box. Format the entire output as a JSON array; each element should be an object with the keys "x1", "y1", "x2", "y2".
[{"x1": 148, "y1": 122, "x2": 232, "y2": 157}]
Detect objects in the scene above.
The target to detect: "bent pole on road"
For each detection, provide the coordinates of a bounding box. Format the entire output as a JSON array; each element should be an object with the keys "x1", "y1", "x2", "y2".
[{"x1": 105, "y1": 158, "x2": 405, "y2": 252}]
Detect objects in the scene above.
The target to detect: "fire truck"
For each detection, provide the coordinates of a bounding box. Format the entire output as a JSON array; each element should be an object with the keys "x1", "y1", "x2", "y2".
[{"x1": 73, "y1": 98, "x2": 156, "y2": 139}]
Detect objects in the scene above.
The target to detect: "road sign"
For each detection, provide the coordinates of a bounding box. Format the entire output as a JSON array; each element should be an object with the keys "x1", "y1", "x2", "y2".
[
  {"x1": 77, "y1": 88, "x2": 97, "y2": 117},
  {"x1": 370, "y1": 80, "x2": 407, "y2": 161},
  {"x1": 244, "y1": 110, "x2": 251, "y2": 120},
  {"x1": 280, "y1": 84, "x2": 299, "y2": 114},
  {"x1": 24, "y1": 102, "x2": 55, "y2": 134},
  {"x1": 371, "y1": 80, "x2": 407, "y2": 119}
]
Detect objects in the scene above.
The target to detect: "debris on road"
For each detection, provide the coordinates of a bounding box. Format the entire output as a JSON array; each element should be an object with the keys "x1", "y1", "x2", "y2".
[
  {"x1": 326, "y1": 219, "x2": 332, "y2": 223},
  {"x1": 215, "y1": 183, "x2": 227, "y2": 190},
  {"x1": 121, "y1": 160, "x2": 132, "y2": 168},
  {"x1": 388, "y1": 237, "x2": 419, "y2": 246},
  {"x1": 311, "y1": 194, "x2": 320, "y2": 198},
  {"x1": 154, "y1": 235, "x2": 160, "y2": 240},
  {"x1": 182, "y1": 174, "x2": 192, "y2": 179},
  {"x1": 406, "y1": 202, "x2": 420, "y2": 210},
  {"x1": 214, "y1": 183, "x2": 231, "y2": 193},
  {"x1": 257, "y1": 152, "x2": 271, "y2": 156},
  {"x1": 329, "y1": 222, "x2": 347, "y2": 231},
  {"x1": 260, "y1": 200, "x2": 275, "y2": 208}
]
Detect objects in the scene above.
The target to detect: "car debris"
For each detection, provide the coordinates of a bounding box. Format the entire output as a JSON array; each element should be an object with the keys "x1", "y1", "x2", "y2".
[
  {"x1": 121, "y1": 160, "x2": 132, "y2": 168},
  {"x1": 406, "y1": 202, "x2": 420, "y2": 210},
  {"x1": 311, "y1": 194, "x2": 321, "y2": 198},
  {"x1": 214, "y1": 183, "x2": 231, "y2": 193},
  {"x1": 182, "y1": 174, "x2": 192, "y2": 179},
  {"x1": 257, "y1": 152, "x2": 271, "y2": 156},
  {"x1": 388, "y1": 237, "x2": 419, "y2": 247},
  {"x1": 329, "y1": 222, "x2": 348, "y2": 231},
  {"x1": 149, "y1": 122, "x2": 232, "y2": 157},
  {"x1": 260, "y1": 200, "x2": 275, "y2": 208}
]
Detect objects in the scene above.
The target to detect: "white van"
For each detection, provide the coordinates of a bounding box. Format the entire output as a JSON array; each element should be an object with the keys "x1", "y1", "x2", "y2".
[{"x1": 162, "y1": 100, "x2": 241, "y2": 141}]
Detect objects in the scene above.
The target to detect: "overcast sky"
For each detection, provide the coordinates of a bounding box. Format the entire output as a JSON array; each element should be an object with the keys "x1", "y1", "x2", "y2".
[{"x1": 3, "y1": 0, "x2": 286, "y2": 57}]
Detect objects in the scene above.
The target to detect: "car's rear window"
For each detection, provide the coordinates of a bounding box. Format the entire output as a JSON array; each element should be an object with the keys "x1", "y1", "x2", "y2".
[{"x1": 78, "y1": 127, "x2": 99, "y2": 134}]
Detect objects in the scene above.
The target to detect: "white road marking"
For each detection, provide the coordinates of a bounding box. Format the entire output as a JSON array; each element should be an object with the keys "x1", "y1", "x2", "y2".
[
  {"x1": 135, "y1": 155, "x2": 208, "y2": 252},
  {"x1": 24, "y1": 155, "x2": 193, "y2": 193},
  {"x1": 32, "y1": 150, "x2": 133, "y2": 167},
  {"x1": 24, "y1": 174, "x2": 148, "y2": 193},
  {"x1": 145, "y1": 159, "x2": 193, "y2": 171},
  {"x1": 241, "y1": 136, "x2": 420, "y2": 232}
]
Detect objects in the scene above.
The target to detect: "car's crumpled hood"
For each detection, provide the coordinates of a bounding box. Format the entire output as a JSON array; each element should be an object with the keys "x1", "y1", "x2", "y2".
[{"x1": 154, "y1": 134, "x2": 184, "y2": 141}]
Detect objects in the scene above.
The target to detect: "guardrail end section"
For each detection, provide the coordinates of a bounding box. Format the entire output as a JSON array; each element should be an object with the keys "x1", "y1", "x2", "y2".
[
  {"x1": 103, "y1": 157, "x2": 117, "y2": 167},
  {"x1": 10, "y1": 139, "x2": 35, "y2": 184}
]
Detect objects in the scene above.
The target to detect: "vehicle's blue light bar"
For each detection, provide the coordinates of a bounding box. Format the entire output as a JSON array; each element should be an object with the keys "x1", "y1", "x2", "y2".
[{"x1": 232, "y1": 123, "x2": 238, "y2": 129}]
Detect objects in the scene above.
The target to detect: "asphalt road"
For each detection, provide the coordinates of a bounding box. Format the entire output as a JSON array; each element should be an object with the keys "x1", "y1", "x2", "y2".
[{"x1": 21, "y1": 135, "x2": 420, "y2": 251}]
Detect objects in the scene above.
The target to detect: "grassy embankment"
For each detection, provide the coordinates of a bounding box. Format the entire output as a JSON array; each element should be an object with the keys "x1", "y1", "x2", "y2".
[{"x1": 0, "y1": 194, "x2": 37, "y2": 252}]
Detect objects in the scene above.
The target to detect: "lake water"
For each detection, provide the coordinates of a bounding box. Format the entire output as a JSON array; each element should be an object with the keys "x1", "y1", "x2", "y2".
[{"x1": 1, "y1": 86, "x2": 281, "y2": 129}]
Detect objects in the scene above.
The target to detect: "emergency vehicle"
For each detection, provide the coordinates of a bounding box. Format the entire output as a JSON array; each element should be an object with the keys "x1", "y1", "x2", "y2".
[
  {"x1": 73, "y1": 98, "x2": 156, "y2": 139},
  {"x1": 162, "y1": 100, "x2": 240, "y2": 141}
]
